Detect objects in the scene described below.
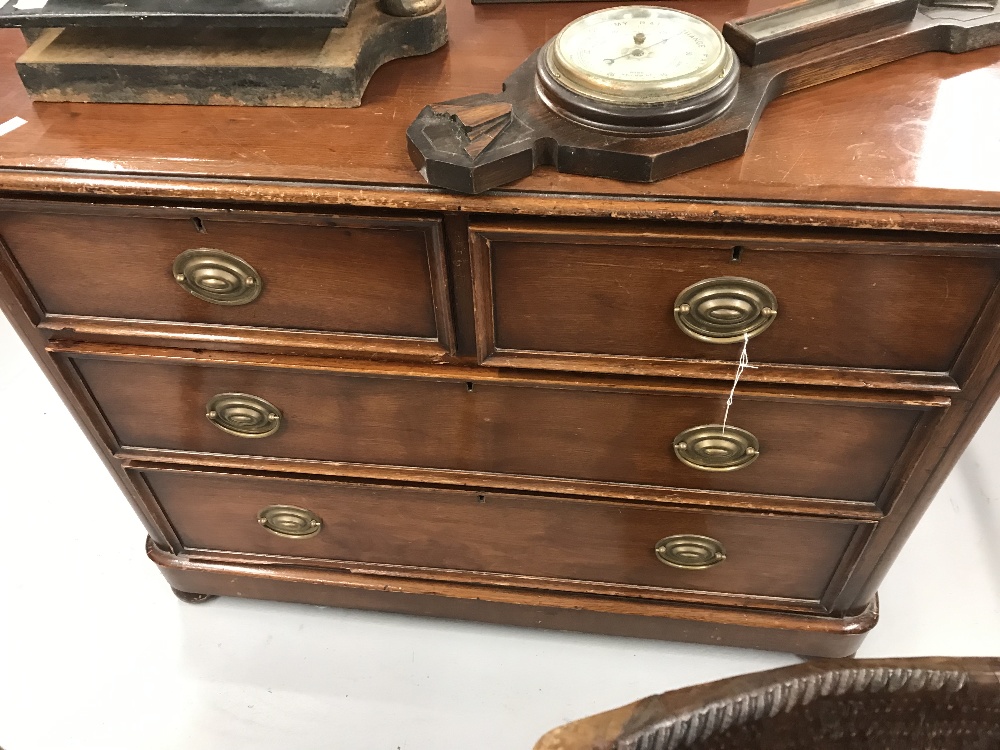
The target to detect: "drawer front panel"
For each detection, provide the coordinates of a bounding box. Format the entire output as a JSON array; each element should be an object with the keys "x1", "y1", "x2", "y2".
[
  {"x1": 142, "y1": 468, "x2": 864, "y2": 603},
  {"x1": 473, "y1": 229, "x2": 1000, "y2": 376},
  {"x1": 76, "y1": 355, "x2": 935, "y2": 503},
  {"x1": 1, "y1": 210, "x2": 451, "y2": 349}
]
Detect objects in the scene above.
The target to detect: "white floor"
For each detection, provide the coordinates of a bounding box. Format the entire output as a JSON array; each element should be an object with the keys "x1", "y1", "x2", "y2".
[{"x1": 1, "y1": 311, "x2": 998, "y2": 750}]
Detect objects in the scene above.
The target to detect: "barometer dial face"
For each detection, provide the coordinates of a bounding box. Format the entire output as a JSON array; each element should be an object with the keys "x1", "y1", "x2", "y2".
[{"x1": 546, "y1": 6, "x2": 735, "y2": 105}]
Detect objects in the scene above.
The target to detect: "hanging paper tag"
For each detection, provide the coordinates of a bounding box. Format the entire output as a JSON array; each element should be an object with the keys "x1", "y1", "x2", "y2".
[{"x1": 722, "y1": 333, "x2": 757, "y2": 433}]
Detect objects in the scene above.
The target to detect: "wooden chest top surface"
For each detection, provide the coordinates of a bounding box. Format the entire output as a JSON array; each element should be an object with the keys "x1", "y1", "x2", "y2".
[{"x1": 0, "y1": 0, "x2": 996, "y2": 213}]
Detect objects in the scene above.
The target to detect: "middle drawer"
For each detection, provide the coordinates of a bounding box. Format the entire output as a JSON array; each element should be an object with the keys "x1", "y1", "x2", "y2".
[{"x1": 68, "y1": 350, "x2": 943, "y2": 506}]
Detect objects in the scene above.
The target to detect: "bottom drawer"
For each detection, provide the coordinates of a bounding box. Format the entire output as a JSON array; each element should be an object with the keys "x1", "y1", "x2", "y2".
[{"x1": 140, "y1": 468, "x2": 867, "y2": 608}]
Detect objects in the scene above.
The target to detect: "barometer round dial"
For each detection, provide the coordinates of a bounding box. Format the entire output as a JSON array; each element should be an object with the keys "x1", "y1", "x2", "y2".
[
  {"x1": 546, "y1": 6, "x2": 735, "y2": 105},
  {"x1": 536, "y1": 6, "x2": 740, "y2": 132}
]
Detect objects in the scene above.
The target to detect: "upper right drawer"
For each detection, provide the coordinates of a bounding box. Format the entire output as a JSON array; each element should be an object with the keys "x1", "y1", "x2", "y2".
[{"x1": 470, "y1": 223, "x2": 1000, "y2": 390}]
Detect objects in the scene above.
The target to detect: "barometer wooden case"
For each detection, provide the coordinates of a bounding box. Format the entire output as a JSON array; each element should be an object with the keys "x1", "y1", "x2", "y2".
[{"x1": 407, "y1": 0, "x2": 1000, "y2": 193}]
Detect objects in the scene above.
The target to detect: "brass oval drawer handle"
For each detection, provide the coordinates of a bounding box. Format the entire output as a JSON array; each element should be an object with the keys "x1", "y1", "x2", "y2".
[
  {"x1": 258, "y1": 505, "x2": 322, "y2": 539},
  {"x1": 205, "y1": 393, "x2": 282, "y2": 438},
  {"x1": 674, "y1": 276, "x2": 777, "y2": 343},
  {"x1": 673, "y1": 424, "x2": 759, "y2": 472},
  {"x1": 172, "y1": 248, "x2": 262, "y2": 306},
  {"x1": 655, "y1": 534, "x2": 726, "y2": 570}
]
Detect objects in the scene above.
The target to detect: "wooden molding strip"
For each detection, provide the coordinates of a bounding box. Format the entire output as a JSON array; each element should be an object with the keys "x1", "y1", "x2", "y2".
[
  {"x1": 48, "y1": 339, "x2": 953, "y2": 407},
  {"x1": 0, "y1": 168, "x2": 998, "y2": 233},
  {"x1": 148, "y1": 539, "x2": 881, "y2": 633},
  {"x1": 120, "y1": 452, "x2": 885, "y2": 520}
]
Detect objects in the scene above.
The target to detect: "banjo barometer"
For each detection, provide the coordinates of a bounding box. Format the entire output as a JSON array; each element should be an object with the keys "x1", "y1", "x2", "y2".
[{"x1": 407, "y1": 0, "x2": 1000, "y2": 193}]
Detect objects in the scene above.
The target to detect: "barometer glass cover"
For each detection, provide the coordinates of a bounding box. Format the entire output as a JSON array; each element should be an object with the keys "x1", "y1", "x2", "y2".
[{"x1": 545, "y1": 6, "x2": 736, "y2": 105}]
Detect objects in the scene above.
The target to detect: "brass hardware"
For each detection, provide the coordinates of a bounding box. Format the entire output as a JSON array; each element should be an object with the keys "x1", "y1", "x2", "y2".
[
  {"x1": 172, "y1": 248, "x2": 262, "y2": 306},
  {"x1": 655, "y1": 534, "x2": 726, "y2": 569},
  {"x1": 673, "y1": 425, "x2": 760, "y2": 471},
  {"x1": 258, "y1": 505, "x2": 322, "y2": 539},
  {"x1": 674, "y1": 277, "x2": 777, "y2": 343},
  {"x1": 379, "y1": 0, "x2": 441, "y2": 16},
  {"x1": 205, "y1": 393, "x2": 282, "y2": 438}
]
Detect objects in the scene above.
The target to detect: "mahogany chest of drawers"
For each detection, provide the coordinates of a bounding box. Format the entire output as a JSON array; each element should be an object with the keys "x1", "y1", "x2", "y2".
[{"x1": 0, "y1": 1, "x2": 998, "y2": 657}]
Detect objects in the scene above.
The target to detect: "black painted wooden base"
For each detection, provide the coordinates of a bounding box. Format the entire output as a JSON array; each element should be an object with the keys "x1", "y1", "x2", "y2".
[
  {"x1": 15, "y1": 0, "x2": 447, "y2": 107},
  {"x1": 0, "y1": 0, "x2": 355, "y2": 29}
]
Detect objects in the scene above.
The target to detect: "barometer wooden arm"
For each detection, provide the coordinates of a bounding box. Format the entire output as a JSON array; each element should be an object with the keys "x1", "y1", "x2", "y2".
[
  {"x1": 774, "y1": 3, "x2": 1000, "y2": 94},
  {"x1": 406, "y1": 2, "x2": 1000, "y2": 194}
]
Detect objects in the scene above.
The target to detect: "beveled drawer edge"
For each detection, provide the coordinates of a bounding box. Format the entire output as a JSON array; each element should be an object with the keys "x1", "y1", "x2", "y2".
[
  {"x1": 169, "y1": 545, "x2": 828, "y2": 615},
  {"x1": 5, "y1": 165, "x2": 992, "y2": 235},
  {"x1": 0, "y1": 232, "x2": 44, "y2": 326},
  {"x1": 0, "y1": 197, "x2": 449, "y2": 229},
  {"x1": 467, "y1": 220, "x2": 1000, "y2": 256},
  {"x1": 40, "y1": 314, "x2": 452, "y2": 360},
  {"x1": 121, "y1": 454, "x2": 885, "y2": 521},
  {"x1": 147, "y1": 539, "x2": 881, "y2": 636},
  {"x1": 48, "y1": 339, "x2": 953, "y2": 408},
  {"x1": 482, "y1": 349, "x2": 961, "y2": 395}
]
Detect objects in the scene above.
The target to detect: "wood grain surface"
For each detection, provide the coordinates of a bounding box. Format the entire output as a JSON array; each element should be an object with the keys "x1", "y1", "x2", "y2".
[
  {"x1": 0, "y1": 0, "x2": 995, "y2": 656},
  {"x1": 474, "y1": 222, "x2": 1000, "y2": 376},
  {"x1": 143, "y1": 467, "x2": 863, "y2": 606},
  {"x1": 0, "y1": 207, "x2": 453, "y2": 348},
  {"x1": 0, "y1": 0, "x2": 996, "y2": 211},
  {"x1": 70, "y1": 352, "x2": 939, "y2": 504},
  {"x1": 149, "y1": 538, "x2": 879, "y2": 656}
]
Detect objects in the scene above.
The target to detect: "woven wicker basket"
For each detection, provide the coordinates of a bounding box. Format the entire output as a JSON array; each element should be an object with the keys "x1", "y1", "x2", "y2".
[{"x1": 534, "y1": 657, "x2": 1000, "y2": 750}]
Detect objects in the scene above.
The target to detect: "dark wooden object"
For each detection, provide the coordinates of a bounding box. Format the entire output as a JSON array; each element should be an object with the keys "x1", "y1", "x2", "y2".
[
  {"x1": 407, "y1": 1, "x2": 1000, "y2": 193},
  {"x1": 722, "y1": 0, "x2": 921, "y2": 65},
  {"x1": 0, "y1": 0, "x2": 998, "y2": 656},
  {"x1": 171, "y1": 587, "x2": 216, "y2": 604},
  {"x1": 534, "y1": 657, "x2": 1000, "y2": 750},
  {"x1": 0, "y1": 0, "x2": 357, "y2": 28},
  {"x1": 15, "y1": 0, "x2": 448, "y2": 107}
]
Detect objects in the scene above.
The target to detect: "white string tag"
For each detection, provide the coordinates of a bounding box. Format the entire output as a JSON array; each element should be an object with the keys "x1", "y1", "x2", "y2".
[{"x1": 722, "y1": 333, "x2": 756, "y2": 434}]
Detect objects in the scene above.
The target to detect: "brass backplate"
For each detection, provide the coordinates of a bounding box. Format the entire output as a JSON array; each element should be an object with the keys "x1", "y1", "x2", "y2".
[
  {"x1": 655, "y1": 534, "x2": 727, "y2": 570},
  {"x1": 173, "y1": 247, "x2": 262, "y2": 306},
  {"x1": 205, "y1": 392, "x2": 282, "y2": 438},
  {"x1": 673, "y1": 424, "x2": 760, "y2": 471},
  {"x1": 674, "y1": 276, "x2": 777, "y2": 343},
  {"x1": 258, "y1": 505, "x2": 323, "y2": 539}
]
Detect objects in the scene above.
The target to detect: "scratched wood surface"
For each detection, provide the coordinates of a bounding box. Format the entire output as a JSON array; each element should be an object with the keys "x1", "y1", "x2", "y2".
[{"x1": 0, "y1": 0, "x2": 996, "y2": 209}]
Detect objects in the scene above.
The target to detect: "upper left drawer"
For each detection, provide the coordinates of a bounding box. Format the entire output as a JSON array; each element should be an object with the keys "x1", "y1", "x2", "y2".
[{"x1": 0, "y1": 208, "x2": 454, "y2": 357}]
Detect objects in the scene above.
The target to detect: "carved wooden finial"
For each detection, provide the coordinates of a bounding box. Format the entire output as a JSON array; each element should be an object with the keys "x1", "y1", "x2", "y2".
[{"x1": 429, "y1": 101, "x2": 513, "y2": 159}]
